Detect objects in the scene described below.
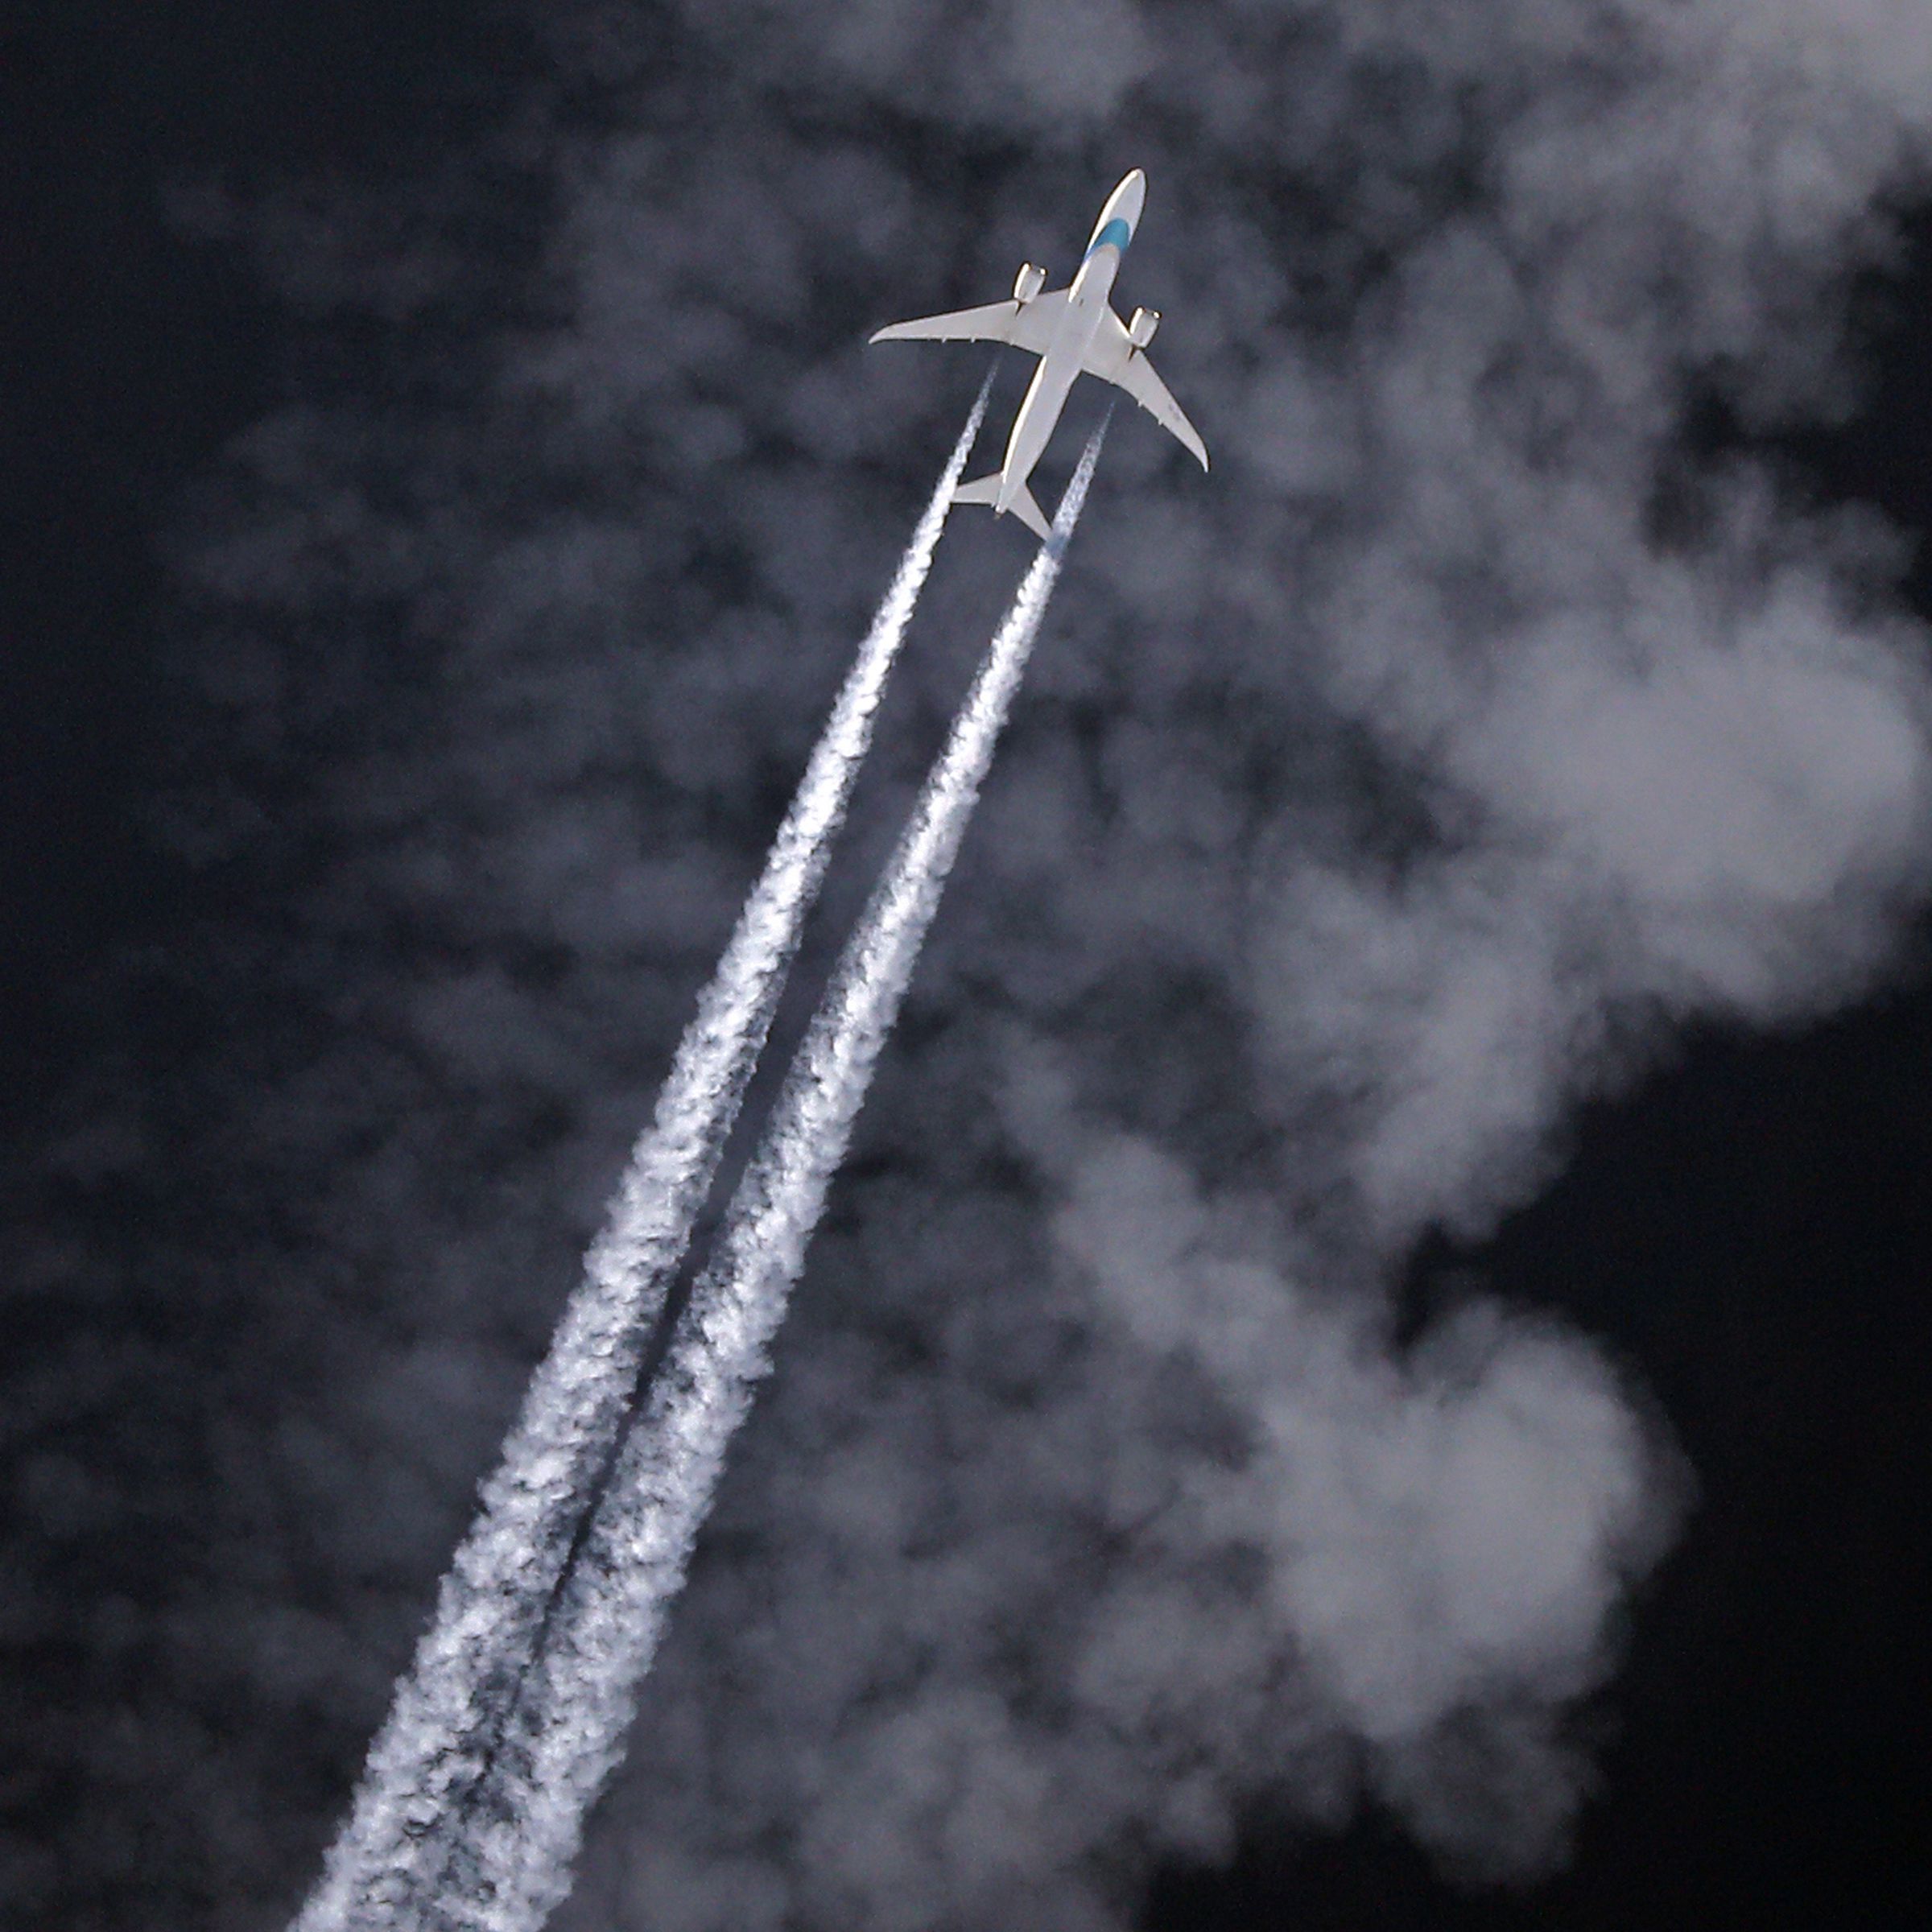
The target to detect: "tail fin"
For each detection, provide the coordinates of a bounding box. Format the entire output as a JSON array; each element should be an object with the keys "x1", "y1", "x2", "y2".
[{"x1": 952, "y1": 472, "x2": 1052, "y2": 543}]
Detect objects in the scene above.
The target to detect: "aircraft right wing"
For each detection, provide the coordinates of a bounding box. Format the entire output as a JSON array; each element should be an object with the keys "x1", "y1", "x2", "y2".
[
  {"x1": 1082, "y1": 308, "x2": 1210, "y2": 470},
  {"x1": 869, "y1": 289, "x2": 1067, "y2": 357}
]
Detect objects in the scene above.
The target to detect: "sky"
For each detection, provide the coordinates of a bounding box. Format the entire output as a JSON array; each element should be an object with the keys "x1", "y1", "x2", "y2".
[{"x1": 5, "y1": 3, "x2": 1931, "y2": 1929}]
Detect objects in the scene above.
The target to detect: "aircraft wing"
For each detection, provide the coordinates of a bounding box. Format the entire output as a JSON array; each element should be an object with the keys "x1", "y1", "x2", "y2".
[
  {"x1": 869, "y1": 289, "x2": 1067, "y2": 356},
  {"x1": 1082, "y1": 308, "x2": 1210, "y2": 470}
]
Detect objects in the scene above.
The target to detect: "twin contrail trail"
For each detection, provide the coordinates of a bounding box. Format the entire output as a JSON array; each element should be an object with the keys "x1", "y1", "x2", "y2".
[
  {"x1": 423, "y1": 412, "x2": 1111, "y2": 1932},
  {"x1": 295, "y1": 378, "x2": 993, "y2": 1932}
]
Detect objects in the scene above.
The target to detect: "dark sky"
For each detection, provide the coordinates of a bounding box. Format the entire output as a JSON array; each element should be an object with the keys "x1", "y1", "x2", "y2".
[{"x1": 5, "y1": 6, "x2": 1930, "y2": 1930}]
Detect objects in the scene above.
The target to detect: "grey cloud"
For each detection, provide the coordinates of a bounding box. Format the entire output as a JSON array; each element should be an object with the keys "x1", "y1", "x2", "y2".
[{"x1": 13, "y1": 0, "x2": 1932, "y2": 1927}]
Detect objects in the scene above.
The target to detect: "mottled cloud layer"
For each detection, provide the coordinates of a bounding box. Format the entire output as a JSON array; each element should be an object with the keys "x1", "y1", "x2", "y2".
[{"x1": 10, "y1": 2, "x2": 1932, "y2": 1927}]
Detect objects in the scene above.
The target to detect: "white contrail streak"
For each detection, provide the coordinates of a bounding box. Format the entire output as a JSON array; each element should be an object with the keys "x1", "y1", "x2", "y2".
[
  {"x1": 293, "y1": 378, "x2": 993, "y2": 1932},
  {"x1": 437, "y1": 414, "x2": 1112, "y2": 1932}
]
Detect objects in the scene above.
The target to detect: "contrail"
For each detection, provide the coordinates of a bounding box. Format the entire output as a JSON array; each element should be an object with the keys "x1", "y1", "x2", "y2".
[
  {"x1": 293, "y1": 377, "x2": 993, "y2": 1932},
  {"x1": 436, "y1": 413, "x2": 1113, "y2": 1932}
]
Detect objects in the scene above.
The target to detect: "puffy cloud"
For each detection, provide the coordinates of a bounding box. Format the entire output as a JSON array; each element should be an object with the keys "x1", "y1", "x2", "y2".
[{"x1": 11, "y1": 1, "x2": 1932, "y2": 1926}]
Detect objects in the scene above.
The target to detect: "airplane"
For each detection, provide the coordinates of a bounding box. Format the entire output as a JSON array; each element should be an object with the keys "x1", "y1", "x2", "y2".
[{"x1": 869, "y1": 169, "x2": 1208, "y2": 542}]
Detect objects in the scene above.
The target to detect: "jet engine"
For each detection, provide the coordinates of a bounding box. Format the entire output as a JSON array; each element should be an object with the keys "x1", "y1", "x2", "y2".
[
  {"x1": 1128, "y1": 306, "x2": 1160, "y2": 349},
  {"x1": 1013, "y1": 262, "x2": 1047, "y2": 304}
]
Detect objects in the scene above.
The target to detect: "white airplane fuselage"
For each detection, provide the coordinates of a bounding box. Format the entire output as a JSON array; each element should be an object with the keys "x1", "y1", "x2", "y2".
[
  {"x1": 994, "y1": 169, "x2": 1145, "y2": 520},
  {"x1": 867, "y1": 167, "x2": 1203, "y2": 540}
]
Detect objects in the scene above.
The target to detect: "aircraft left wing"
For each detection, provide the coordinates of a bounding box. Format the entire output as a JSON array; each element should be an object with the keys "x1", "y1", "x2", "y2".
[
  {"x1": 1082, "y1": 308, "x2": 1210, "y2": 470},
  {"x1": 869, "y1": 289, "x2": 1067, "y2": 356}
]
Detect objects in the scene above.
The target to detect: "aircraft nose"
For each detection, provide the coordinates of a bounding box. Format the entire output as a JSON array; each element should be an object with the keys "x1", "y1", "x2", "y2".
[{"x1": 1114, "y1": 168, "x2": 1147, "y2": 226}]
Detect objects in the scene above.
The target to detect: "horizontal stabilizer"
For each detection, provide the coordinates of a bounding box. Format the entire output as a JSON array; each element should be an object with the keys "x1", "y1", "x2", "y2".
[{"x1": 952, "y1": 472, "x2": 1052, "y2": 543}]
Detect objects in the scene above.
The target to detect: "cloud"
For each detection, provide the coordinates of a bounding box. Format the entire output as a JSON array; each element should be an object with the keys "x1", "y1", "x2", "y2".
[{"x1": 10, "y1": 2, "x2": 1932, "y2": 1927}]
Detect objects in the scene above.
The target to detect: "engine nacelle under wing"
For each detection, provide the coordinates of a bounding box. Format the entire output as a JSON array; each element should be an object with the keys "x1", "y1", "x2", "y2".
[
  {"x1": 1128, "y1": 305, "x2": 1160, "y2": 349},
  {"x1": 1013, "y1": 262, "x2": 1047, "y2": 304}
]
